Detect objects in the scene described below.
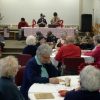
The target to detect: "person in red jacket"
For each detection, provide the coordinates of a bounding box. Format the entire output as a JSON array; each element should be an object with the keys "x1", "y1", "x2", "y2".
[
  {"x1": 18, "y1": 18, "x2": 29, "y2": 40},
  {"x1": 55, "y1": 36, "x2": 81, "y2": 62},
  {"x1": 18, "y1": 18, "x2": 28, "y2": 29}
]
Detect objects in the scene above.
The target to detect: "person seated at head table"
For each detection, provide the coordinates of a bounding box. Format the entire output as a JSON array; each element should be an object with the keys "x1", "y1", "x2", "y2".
[
  {"x1": 55, "y1": 36, "x2": 81, "y2": 62},
  {"x1": 18, "y1": 18, "x2": 29, "y2": 40},
  {"x1": 51, "y1": 12, "x2": 60, "y2": 26},
  {"x1": 18, "y1": 17, "x2": 29, "y2": 29},
  {"x1": 37, "y1": 13, "x2": 47, "y2": 27},
  {"x1": 23, "y1": 35, "x2": 37, "y2": 57},
  {"x1": 64, "y1": 65, "x2": 100, "y2": 100},
  {"x1": 20, "y1": 44, "x2": 60, "y2": 100},
  {"x1": 32, "y1": 19, "x2": 36, "y2": 27},
  {"x1": 0, "y1": 56, "x2": 24, "y2": 100}
]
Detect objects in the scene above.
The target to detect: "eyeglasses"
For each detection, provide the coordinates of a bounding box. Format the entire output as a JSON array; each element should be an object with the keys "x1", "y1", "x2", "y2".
[{"x1": 41, "y1": 55, "x2": 50, "y2": 60}]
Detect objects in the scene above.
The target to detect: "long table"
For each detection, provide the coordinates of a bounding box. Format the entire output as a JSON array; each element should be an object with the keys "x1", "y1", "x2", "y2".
[
  {"x1": 50, "y1": 50, "x2": 94, "y2": 67},
  {"x1": 28, "y1": 76, "x2": 79, "y2": 100},
  {"x1": 22, "y1": 27, "x2": 76, "y2": 38}
]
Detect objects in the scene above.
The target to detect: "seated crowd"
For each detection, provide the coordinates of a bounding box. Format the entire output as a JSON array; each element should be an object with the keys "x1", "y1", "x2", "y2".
[{"x1": 1, "y1": 16, "x2": 100, "y2": 100}]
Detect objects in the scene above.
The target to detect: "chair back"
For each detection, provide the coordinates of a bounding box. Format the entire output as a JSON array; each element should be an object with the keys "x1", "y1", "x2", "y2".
[
  {"x1": 17, "y1": 54, "x2": 32, "y2": 66},
  {"x1": 63, "y1": 57, "x2": 85, "y2": 75},
  {"x1": 58, "y1": 20, "x2": 64, "y2": 27},
  {"x1": 15, "y1": 66, "x2": 25, "y2": 86}
]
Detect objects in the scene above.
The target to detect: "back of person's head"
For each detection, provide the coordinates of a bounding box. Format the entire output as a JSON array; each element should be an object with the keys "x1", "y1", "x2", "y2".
[
  {"x1": 80, "y1": 65, "x2": 100, "y2": 91},
  {"x1": 65, "y1": 36, "x2": 75, "y2": 44},
  {"x1": 36, "y1": 31, "x2": 43, "y2": 37},
  {"x1": 47, "y1": 31, "x2": 53, "y2": 37},
  {"x1": 40, "y1": 13, "x2": 45, "y2": 17},
  {"x1": 53, "y1": 12, "x2": 58, "y2": 17},
  {"x1": 0, "y1": 56, "x2": 19, "y2": 78},
  {"x1": 36, "y1": 44, "x2": 52, "y2": 57},
  {"x1": 93, "y1": 34, "x2": 100, "y2": 44},
  {"x1": 21, "y1": 18, "x2": 25, "y2": 21},
  {"x1": 26, "y1": 35, "x2": 36, "y2": 45}
]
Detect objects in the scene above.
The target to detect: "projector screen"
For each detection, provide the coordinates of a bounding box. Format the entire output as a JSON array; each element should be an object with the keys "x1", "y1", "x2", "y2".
[{"x1": 0, "y1": 0, "x2": 80, "y2": 25}]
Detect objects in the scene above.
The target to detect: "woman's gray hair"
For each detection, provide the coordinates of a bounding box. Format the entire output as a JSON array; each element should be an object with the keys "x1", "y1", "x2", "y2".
[
  {"x1": 80, "y1": 65, "x2": 100, "y2": 91},
  {"x1": 26, "y1": 35, "x2": 36, "y2": 45},
  {"x1": 93, "y1": 34, "x2": 100, "y2": 43},
  {"x1": 65, "y1": 36, "x2": 75, "y2": 44},
  {"x1": 0, "y1": 56, "x2": 19, "y2": 77},
  {"x1": 36, "y1": 44, "x2": 52, "y2": 57}
]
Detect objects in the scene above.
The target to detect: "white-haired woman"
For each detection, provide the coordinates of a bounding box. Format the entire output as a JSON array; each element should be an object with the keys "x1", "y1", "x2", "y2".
[
  {"x1": 20, "y1": 44, "x2": 60, "y2": 100},
  {"x1": 56, "y1": 32, "x2": 67, "y2": 48},
  {"x1": 0, "y1": 56, "x2": 24, "y2": 100},
  {"x1": 55, "y1": 36, "x2": 81, "y2": 62},
  {"x1": 23, "y1": 35, "x2": 37, "y2": 57},
  {"x1": 64, "y1": 65, "x2": 100, "y2": 100}
]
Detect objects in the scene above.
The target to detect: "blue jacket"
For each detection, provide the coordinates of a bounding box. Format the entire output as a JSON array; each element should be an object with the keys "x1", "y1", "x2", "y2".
[
  {"x1": 20, "y1": 57, "x2": 59, "y2": 100},
  {"x1": 64, "y1": 90, "x2": 100, "y2": 100}
]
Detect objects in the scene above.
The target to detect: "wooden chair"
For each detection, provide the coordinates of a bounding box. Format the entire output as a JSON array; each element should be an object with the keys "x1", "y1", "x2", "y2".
[
  {"x1": 17, "y1": 54, "x2": 32, "y2": 66},
  {"x1": 63, "y1": 57, "x2": 85, "y2": 75}
]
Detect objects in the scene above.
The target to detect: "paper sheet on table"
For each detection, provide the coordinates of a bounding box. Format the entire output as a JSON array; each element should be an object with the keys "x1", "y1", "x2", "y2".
[{"x1": 34, "y1": 92, "x2": 54, "y2": 99}]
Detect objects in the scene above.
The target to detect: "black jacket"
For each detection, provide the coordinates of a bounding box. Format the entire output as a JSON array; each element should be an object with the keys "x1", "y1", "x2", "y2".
[{"x1": 0, "y1": 77, "x2": 24, "y2": 100}]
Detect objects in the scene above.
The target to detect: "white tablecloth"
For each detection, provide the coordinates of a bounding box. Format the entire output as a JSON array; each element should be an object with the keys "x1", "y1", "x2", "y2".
[
  {"x1": 22, "y1": 27, "x2": 76, "y2": 38},
  {"x1": 28, "y1": 76, "x2": 79, "y2": 100},
  {"x1": 50, "y1": 53, "x2": 94, "y2": 67}
]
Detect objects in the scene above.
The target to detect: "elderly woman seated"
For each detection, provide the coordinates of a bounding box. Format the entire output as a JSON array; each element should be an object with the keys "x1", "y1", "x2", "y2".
[
  {"x1": 23, "y1": 35, "x2": 37, "y2": 57},
  {"x1": 55, "y1": 36, "x2": 81, "y2": 62},
  {"x1": 64, "y1": 65, "x2": 100, "y2": 100},
  {"x1": 84, "y1": 34, "x2": 100, "y2": 69},
  {"x1": 0, "y1": 56, "x2": 24, "y2": 100},
  {"x1": 20, "y1": 44, "x2": 60, "y2": 100}
]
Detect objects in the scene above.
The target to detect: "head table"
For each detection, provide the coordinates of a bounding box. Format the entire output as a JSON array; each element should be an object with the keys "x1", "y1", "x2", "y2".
[{"x1": 22, "y1": 27, "x2": 76, "y2": 38}]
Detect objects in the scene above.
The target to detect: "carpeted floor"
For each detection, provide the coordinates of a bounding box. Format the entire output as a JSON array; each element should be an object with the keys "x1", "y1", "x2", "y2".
[{"x1": 5, "y1": 40, "x2": 26, "y2": 49}]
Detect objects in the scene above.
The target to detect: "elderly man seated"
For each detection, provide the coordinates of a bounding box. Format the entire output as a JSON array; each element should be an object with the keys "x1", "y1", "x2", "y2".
[
  {"x1": 20, "y1": 44, "x2": 60, "y2": 100},
  {"x1": 64, "y1": 65, "x2": 100, "y2": 100}
]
